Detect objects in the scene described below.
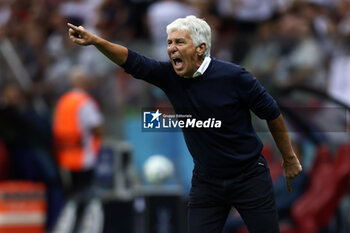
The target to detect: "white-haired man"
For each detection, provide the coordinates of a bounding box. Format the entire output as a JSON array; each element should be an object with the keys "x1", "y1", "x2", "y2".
[{"x1": 68, "y1": 15, "x2": 302, "y2": 233}]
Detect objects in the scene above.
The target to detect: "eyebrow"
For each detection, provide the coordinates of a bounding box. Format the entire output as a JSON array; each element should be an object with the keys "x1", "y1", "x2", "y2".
[{"x1": 168, "y1": 38, "x2": 186, "y2": 43}]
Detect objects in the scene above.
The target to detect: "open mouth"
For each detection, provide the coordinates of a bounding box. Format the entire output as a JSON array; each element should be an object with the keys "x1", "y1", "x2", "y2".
[{"x1": 173, "y1": 58, "x2": 184, "y2": 70}]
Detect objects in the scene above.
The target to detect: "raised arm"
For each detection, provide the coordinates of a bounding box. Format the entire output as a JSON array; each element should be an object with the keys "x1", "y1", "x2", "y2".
[
  {"x1": 267, "y1": 114, "x2": 303, "y2": 191},
  {"x1": 67, "y1": 23, "x2": 128, "y2": 65}
]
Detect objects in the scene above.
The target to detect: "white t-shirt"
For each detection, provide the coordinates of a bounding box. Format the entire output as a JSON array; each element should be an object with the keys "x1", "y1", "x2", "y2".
[{"x1": 77, "y1": 90, "x2": 103, "y2": 169}]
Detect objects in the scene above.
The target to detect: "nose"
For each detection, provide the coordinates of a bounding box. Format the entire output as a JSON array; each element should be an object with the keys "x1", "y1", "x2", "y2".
[{"x1": 168, "y1": 43, "x2": 178, "y2": 54}]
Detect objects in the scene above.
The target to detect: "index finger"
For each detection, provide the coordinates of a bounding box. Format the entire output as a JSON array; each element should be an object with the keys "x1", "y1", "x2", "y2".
[
  {"x1": 67, "y1": 23, "x2": 79, "y2": 31},
  {"x1": 286, "y1": 178, "x2": 292, "y2": 192}
]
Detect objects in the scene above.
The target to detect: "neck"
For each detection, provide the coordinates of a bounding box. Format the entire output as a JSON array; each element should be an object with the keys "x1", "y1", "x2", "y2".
[
  {"x1": 185, "y1": 56, "x2": 206, "y2": 78},
  {"x1": 196, "y1": 56, "x2": 205, "y2": 68}
]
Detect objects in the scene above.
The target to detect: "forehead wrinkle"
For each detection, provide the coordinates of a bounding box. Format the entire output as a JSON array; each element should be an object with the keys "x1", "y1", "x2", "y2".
[{"x1": 168, "y1": 30, "x2": 192, "y2": 39}]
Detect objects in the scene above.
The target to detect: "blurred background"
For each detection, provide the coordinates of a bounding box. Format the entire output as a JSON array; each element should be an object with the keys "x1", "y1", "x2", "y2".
[{"x1": 0, "y1": 0, "x2": 350, "y2": 233}]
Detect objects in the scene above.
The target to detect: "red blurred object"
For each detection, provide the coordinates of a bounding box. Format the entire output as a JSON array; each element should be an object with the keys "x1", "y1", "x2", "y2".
[
  {"x1": 262, "y1": 143, "x2": 283, "y2": 183},
  {"x1": 317, "y1": 144, "x2": 350, "y2": 226},
  {"x1": 236, "y1": 226, "x2": 248, "y2": 233},
  {"x1": 280, "y1": 223, "x2": 297, "y2": 233},
  {"x1": 0, "y1": 140, "x2": 9, "y2": 180},
  {"x1": 0, "y1": 181, "x2": 47, "y2": 233},
  {"x1": 333, "y1": 144, "x2": 350, "y2": 181},
  {"x1": 287, "y1": 144, "x2": 350, "y2": 233},
  {"x1": 291, "y1": 163, "x2": 333, "y2": 233},
  {"x1": 262, "y1": 143, "x2": 274, "y2": 163},
  {"x1": 310, "y1": 144, "x2": 332, "y2": 176}
]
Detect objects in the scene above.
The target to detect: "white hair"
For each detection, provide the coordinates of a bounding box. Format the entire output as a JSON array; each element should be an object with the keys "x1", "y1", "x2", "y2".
[{"x1": 166, "y1": 15, "x2": 211, "y2": 57}]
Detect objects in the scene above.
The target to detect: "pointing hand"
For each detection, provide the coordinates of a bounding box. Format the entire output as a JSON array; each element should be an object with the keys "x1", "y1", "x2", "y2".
[{"x1": 67, "y1": 23, "x2": 96, "y2": 46}]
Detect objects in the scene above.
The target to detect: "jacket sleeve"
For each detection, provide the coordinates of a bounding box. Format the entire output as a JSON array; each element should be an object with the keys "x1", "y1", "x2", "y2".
[
  {"x1": 235, "y1": 67, "x2": 280, "y2": 120},
  {"x1": 120, "y1": 49, "x2": 171, "y2": 89}
]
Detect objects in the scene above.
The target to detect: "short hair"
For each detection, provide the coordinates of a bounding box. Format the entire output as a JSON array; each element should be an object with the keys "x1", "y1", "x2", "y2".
[
  {"x1": 70, "y1": 66, "x2": 88, "y2": 82},
  {"x1": 166, "y1": 15, "x2": 211, "y2": 57},
  {"x1": 69, "y1": 66, "x2": 90, "y2": 88}
]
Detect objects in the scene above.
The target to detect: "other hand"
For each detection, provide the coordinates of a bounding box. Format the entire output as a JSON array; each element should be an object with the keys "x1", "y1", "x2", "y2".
[{"x1": 282, "y1": 154, "x2": 302, "y2": 192}]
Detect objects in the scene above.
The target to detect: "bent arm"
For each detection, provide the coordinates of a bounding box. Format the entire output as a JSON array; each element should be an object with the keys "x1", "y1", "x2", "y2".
[
  {"x1": 67, "y1": 23, "x2": 128, "y2": 65},
  {"x1": 267, "y1": 114, "x2": 302, "y2": 181}
]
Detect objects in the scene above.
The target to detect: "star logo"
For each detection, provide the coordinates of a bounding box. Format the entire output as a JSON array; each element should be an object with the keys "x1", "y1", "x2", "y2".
[
  {"x1": 143, "y1": 109, "x2": 162, "y2": 129},
  {"x1": 151, "y1": 109, "x2": 162, "y2": 122}
]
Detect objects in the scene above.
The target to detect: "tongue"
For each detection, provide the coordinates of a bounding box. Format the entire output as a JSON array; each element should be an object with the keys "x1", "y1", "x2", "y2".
[{"x1": 175, "y1": 60, "x2": 183, "y2": 69}]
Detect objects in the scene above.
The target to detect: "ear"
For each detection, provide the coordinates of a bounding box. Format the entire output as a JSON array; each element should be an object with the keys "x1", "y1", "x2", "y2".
[{"x1": 196, "y1": 43, "x2": 206, "y2": 56}]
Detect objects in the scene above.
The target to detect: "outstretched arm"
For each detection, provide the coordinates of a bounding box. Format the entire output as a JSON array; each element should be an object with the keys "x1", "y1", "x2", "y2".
[
  {"x1": 267, "y1": 114, "x2": 302, "y2": 192},
  {"x1": 67, "y1": 23, "x2": 128, "y2": 65}
]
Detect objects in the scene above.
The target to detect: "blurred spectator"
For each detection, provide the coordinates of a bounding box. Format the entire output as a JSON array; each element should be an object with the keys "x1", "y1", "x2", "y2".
[
  {"x1": 327, "y1": 50, "x2": 350, "y2": 107},
  {"x1": 53, "y1": 66, "x2": 104, "y2": 198},
  {"x1": 272, "y1": 10, "x2": 326, "y2": 90},
  {"x1": 0, "y1": 82, "x2": 63, "y2": 230},
  {"x1": 146, "y1": 0, "x2": 198, "y2": 60},
  {"x1": 217, "y1": 0, "x2": 277, "y2": 63},
  {"x1": 217, "y1": 0, "x2": 276, "y2": 22},
  {"x1": 45, "y1": 9, "x2": 81, "y2": 103},
  {"x1": 3, "y1": 1, "x2": 50, "y2": 83},
  {"x1": 59, "y1": 0, "x2": 103, "y2": 29},
  {"x1": 95, "y1": 0, "x2": 133, "y2": 42},
  {"x1": 327, "y1": 12, "x2": 350, "y2": 132},
  {"x1": 328, "y1": 15, "x2": 350, "y2": 107},
  {"x1": 241, "y1": 18, "x2": 280, "y2": 91},
  {"x1": 336, "y1": 0, "x2": 350, "y2": 19},
  {"x1": 0, "y1": 83, "x2": 53, "y2": 178},
  {"x1": 296, "y1": 2, "x2": 336, "y2": 56},
  {"x1": 0, "y1": 0, "x2": 10, "y2": 29}
]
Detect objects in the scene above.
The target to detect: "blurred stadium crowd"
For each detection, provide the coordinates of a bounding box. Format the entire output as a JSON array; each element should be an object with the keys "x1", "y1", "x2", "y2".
[
  {"x1": 1, "y1": 0, "x2": 350, "y2": 129},
  {"x1": 0, "y1": 0, "x2": 350, "y2": 233}
]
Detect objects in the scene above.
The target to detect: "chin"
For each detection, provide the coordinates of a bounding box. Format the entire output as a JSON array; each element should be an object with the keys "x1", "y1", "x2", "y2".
[
  {"x1": 176, "y1": 71, "x2": 186, "y2": 77},
  {"x1": 173, "y1": 68, "x2": 185, "y2": 77}
]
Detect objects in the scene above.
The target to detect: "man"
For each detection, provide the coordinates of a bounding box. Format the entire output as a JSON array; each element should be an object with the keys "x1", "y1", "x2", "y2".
[
  {"x1": 53, "y1": 67, "x2": 104, "y2": 197},
  {"x1": 67, "y1": 15, "x2": 302, "y2": 233}
]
